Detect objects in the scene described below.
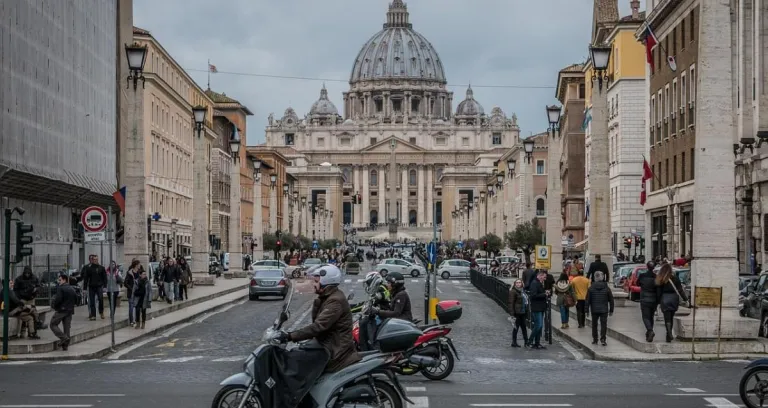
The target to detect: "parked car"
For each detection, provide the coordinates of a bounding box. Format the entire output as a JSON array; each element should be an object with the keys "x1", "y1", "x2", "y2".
[
  {"x1": 496, "y1": 256, "x2": 520, "y2": 265},
  {"x1": 437, "y1": 259, "x2": 471, "y2": 279},
  {"x1": 292, "y1": 258, "x2": 323, "y2": 278},
  {"x1": 375, "y1": 258, "x2": 425, "y2": 278},
  {"x1": 623, "y1": 264, "x2": 649, "y2": 301},
  {"x1": 249, "y1": 259, "x2": 297, "y2": 277},
  {"x1": 248, "y1": 269, "x2": 291, "y2": 301},
  {"x1": 614, "y1": 264, "x2": 642, "y2": 289}
]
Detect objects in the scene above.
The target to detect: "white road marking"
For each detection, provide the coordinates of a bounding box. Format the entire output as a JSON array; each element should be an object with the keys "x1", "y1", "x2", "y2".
[
  {"x1": 31, "y1": 395, "x2": 124, "y2": 398},
  {"x1": 665, "y1": 394, "x2": 739, "y2": 397},
  {"x1": 554, "y1": 334, "x2": 585, "y2": 360},
  {"x1": 406, "y1": 387, "x2": 427, "y2": 392},
  {"x1": 0, "y1": 406, "x2": 93, "y2": 408},
  {"x1": 51, "y1": 360, "x2": 99, "y2": 365},
  {"x1": 470, "y1": 405, "x2": 571, "y2": 407},
  {"x1": 703, "y1": 397, "x2": 741, "y2": 407},
  {"x1": 526, "y1": 359, "x2": 555, "y2": 364},
  {"x1": 411, "y1": 279, "x2": 420, "y2": 283},
  {"x1": 406, "y1": 396, "x2": 429, "y2": 408},
  {"x1": 356, "y1": 279, "x2": 364, "y2": 283},
  {"x1": 461, "y1": 394, "x2": 575, "y2": 397},
  {"x1": 157, "y1": 356, "x2": 205, "y2": 363},
  {"x1": 436, "y1": 286, "x2": 443, "y2": 293},
  {"x1": 211, "y1": 356, "x2": 246, "y2": 362},
  {"x1": 0, "y1": 361, "x2": 38, "y2": 365},
  {"x1": 452, "y1": 280, "x2": 460, "y2": 285},
  {"x1": 461, "y1": 290, "x2": 479, "y2": 294},
  {"x1": 678, "y1": 388, "x2": 705, "y2": 393},
  {"x1": 673, "y1": 360, "x2": 700, "y2": 363},
  {"x1": 723, "y1": 359, "x2": 751, "y2": 364},
  {"x1": 102, "y1": 359, "x2": 156, "y2": 364},
  {"x1": 475, "y1": 357, "x2": 505, "y2": 364},
  {"x1": 344, "y1": 279, "x2": 352, "y2": 283},
  {"x1": 287, "y1": 302, "x2": 314, "y2": 332}
]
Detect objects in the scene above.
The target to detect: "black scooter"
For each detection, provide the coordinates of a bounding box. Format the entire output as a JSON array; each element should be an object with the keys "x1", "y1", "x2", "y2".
[{"x1": 740, "y1": 359, "x2": 768, "y2": 408}]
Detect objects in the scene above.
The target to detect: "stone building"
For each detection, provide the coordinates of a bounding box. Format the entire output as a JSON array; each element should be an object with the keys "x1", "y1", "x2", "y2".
[
  {"x1": 261, "y1": 0, "x2": 519, "y2": 241},
  {"x1": 211, "y1": 115, "x2": 234, "y2": 254},
  {"x1": 0, "y1": 1, "x2": 124, "y2": 272}
]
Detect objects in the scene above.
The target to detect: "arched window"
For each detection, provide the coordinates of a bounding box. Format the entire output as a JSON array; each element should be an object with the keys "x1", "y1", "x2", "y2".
[
  {"x1": 536, "y1": 198, "x2": 546, "y2": 217},
  {"x1": 409, "y1": 169, "x2": 417, "y2": 186},
  {"x1": 343, "y1": 167, "x2": 351, "y2": 183},
  {"x1": 370, "y1": 169, "x2": 378, "y2": 186}
]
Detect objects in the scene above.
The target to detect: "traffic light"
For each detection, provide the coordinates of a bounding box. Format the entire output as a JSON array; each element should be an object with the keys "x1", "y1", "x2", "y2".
[
  {"x1": 639, "y1": 237, "x2": 645, "y2": 249},
  {"x1": 167, "y1": 239, "x2": 172, "y2": 248},
  {"x1": 276, "y1": 239, "x2": 282, "y2": 251},
  {"x1": 483, "y1": 240, "x2": 488, "y2": 251},
  {"x1": 624, "y1": 237, "x2": 632, "y2": 249},
  {"x1": 15, "y1": 222, "x2": 34, "y2": 261},
  {"x1": 634, "y1": 235, "x2": 640, "y2": 246}
]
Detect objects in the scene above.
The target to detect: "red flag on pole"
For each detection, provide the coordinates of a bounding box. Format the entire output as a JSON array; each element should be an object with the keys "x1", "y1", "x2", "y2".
[{"x1": 640, "y1": 159, "x2": 653, "y2": 205}]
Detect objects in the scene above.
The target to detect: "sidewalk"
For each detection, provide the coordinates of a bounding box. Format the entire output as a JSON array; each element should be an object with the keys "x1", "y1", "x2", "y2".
[{"x1": 1, "y1": 278, "x2": 248, "y2": 359}]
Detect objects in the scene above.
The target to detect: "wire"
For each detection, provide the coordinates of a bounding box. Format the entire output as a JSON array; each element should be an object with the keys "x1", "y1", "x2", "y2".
[{"x1": 185, "y1": 68, "x2": 555, "y2": 90}]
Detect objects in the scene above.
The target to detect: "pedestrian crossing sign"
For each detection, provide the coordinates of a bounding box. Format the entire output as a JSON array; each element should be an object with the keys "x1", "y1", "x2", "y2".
[{"x1": 534, "y1": 245, "x2": 551, "y2": 269}]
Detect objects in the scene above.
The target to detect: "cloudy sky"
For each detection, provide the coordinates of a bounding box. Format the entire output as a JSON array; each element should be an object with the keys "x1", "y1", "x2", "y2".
[{"x1": 134, "y1": 0, "x2": 646, "y2": 145}]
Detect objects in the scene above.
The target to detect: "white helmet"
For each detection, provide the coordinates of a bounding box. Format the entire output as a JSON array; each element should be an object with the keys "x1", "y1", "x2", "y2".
[
  {"x1": 363, "y1": 271, "x2": 382, "y2": 296},
  {"x1": 309, "y1": 264, "x2": 342, "y2": 287}
]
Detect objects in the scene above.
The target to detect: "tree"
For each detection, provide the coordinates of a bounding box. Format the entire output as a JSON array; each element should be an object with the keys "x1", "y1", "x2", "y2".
[
  {"x1": 296, "y1": 235, "x2": 312, "y2": 250},
  {"x1": 320, "y1": 239, "x2": 341, "y2": 250},
  {"x1": 504, "y1": 220, "x2": 544, "y2": 264},
  {"x1": 262, "y1": 232, "x2": 277, "y2": 252},
  {"x1": 480, "y1": 233, "x2": 503, "y2": 254}
]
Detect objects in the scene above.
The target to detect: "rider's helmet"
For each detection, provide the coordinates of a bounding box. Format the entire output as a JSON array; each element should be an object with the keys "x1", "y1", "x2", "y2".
[
  {"x1": 363, "y1": 271, "x2": 383, "y2": 296},
  {"x1": 309, "y1": 264, "x2": 342, "y2": 288},
  {"x1": 385, "y1": 271, "x2": 405, "y2": 290}
]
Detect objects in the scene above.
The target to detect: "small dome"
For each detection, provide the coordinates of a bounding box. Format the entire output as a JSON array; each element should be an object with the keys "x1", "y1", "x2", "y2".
[
  {"x1": 309, "y1": 85, "x2": 339, "y2": 116},
  {"x1": 434, "y1": 119, "x2": 445, "y2": 125},
  {"x1": 456, "y1": 85, "x2": 484, "y2": 116},
  {"x1": 342, "y1": 118, "x2": 356, "y2": 126}
]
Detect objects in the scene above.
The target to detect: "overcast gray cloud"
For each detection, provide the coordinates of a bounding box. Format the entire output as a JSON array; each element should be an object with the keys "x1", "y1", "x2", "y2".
[{"x1": 133, "y1": 0, "x2": 646, "y2": 144}]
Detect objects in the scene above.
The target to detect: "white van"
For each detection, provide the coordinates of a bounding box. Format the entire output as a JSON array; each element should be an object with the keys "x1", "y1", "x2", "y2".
[{"x1": 222, "y1": 252, "x2": 230, "y2": 271}]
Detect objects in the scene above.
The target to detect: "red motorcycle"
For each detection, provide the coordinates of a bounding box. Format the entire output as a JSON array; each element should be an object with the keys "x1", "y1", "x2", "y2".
[{"x1": 352, "y1": 300, "x2": 462, "y2": 380}]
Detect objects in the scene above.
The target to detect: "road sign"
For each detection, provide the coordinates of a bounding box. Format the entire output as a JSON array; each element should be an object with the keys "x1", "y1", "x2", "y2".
[
  {"x1": 312, "y1": 240, "x2": 319, "y2": 250},
  {"x1": 81, "y1": 206, "x2": 108, "y2": 232},
  {"x1": 84, "y1": 231, "x2": 106, "y2": 242},
  {"x1": 534, "y1": 245, "x2": 552, "y2": 269},
  {"x1": 457, "y1": 241, "x2": 464, "y2": 249},
  {"x1": 427, "y1": 242, "x2": 437, "y2": 264}
]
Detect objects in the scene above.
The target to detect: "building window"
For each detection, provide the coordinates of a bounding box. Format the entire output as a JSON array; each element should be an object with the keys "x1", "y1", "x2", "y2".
[
  {"x1": 673, "y1": 155, "x2": 677, "y2": 184},
  {"x1": 536, "y1": 198, "x2": 546, "y2": 217},
  {"x1": 665, "y1": 159, "x2": 669, "y2": 186},
  {"x1": 409, "y1": 169, "x2": 417, "y2": 186},
  {"x1": 393, "y1": 99, "x2": 402, "y2": 112},
  {"x1": 409, "y1": 137, "x2": 416, "y2": 145},
  {"x1": 317, "y1": 137, "x2": 325, "y2": 147},
  {"x1": 690, "y1": 9, "x2": 696, "y2": 42},
  {"x1": 375, "y1": 99, "x2": 383, "y2": 112},
  {"x1": 436, "y1": 137, "x2": 446, "y2": 146},
  {"x1": 681, "y1": 152, "x2": 686, "y2": 183},
  {"x1": 340, "y1": 137, "x2": 351, "y2": 146},
  {"x1": 411, "y1": 99, "x2": 420, "y2": 113},
  {"x1": 536, "y1": 160, "x2": 545, "y2": 175},
  {"x1": 410, "y1": 191, "x2": 416, "y2": 197},
  {"x1": 370, "y1": 137, "x2": 377, "y2": 145},
  {"x1": 492, "y1": 133, "x2": 502, "y2": 145},
  {"x1": 436, "y1": 167, "x2": 443, "y2": 180},
  {"x1": 370, "y1": 170, "x2": 378, "y2": 186},
  {"x1": 651, "y1": 164, "x2": 655, "y2": 191},
  {"x1": 691, "y1": 148, "x2": 695, "y2": 179},
  {"x1": 690, "y1": 65, "x2": 696, "y2": 106},
  {"x1": 681, "y1": 17, "x2": 686, "y2": 47},
  {"x1": 462, "y1": 137, "x2": 469, "y2": 146},
  {"x1": 578, "y1": 83, "x2": 585, "y2": 99}
]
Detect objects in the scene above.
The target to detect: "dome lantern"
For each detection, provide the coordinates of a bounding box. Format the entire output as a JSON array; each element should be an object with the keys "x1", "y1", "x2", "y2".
[{"x1": 385, "y1": 0, "x2": 411, "y2": 29}]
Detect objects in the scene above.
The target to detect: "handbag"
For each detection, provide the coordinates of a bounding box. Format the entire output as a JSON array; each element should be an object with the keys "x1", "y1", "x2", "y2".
[
  {"x1": 564, "y1": 292, "x2": 576, "y2": 308},
  {"x1": 670, "y1": 281, "x2": 690, "y2": 308}
]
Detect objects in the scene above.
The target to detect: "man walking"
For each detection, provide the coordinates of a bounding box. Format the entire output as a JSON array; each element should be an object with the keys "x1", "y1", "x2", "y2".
[
  {"x1": 82, "y1": 255, "x2": 107, "y2": 320},
  {"x1": 526, "y1": 271, "x2": 549, "y2": 349},
  {"x1": 585, "y1": 271, "x2": 614, "y2": 346},
  {"x1": 587, "y1": 254, "x2": 609, "y2": 283},
  {"x1": 50, "y1": 273, "x2": 77, "y2": 350},
  {"x1": 162, "y1": 258, "x2": 180, "y2": 305},
  {"x1": 571, "y1": 271, "x2": 590, "y2": 328}
]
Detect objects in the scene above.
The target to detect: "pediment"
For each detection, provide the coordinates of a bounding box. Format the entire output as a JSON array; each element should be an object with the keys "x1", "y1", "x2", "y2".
[{"x1": 361, "y1": 136, "x2": 426, "y2": 153}]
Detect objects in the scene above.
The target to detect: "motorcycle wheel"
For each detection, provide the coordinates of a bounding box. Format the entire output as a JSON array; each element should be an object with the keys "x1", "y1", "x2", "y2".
[
  {"x1": 740, "y1": 367, "x2": 768, "y2": 408},
  {"x1": 420, "y1": 346, "x2": 455, "y2": 381},
  {"x1": 362, "y1": 380, "x2": 403, "y2": 408},
  {"x1": 211, "y1": 385, "x2": 262, "y2": 408}
]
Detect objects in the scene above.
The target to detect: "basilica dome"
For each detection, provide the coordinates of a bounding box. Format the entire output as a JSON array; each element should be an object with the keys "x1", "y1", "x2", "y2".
[
  {"x1": 349, "y1": 0, "x2": 446, "y2": 84},
  {"x1": 309, "y1": 85, "x2": 339, "y2": 116},
  {"x1": 456, "y1": 86, "x2": 484, "y2": 116}
]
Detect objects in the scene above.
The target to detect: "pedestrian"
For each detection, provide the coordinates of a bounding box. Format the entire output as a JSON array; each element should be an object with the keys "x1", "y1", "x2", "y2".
[
  {"x1": 570, "y1": 271, "x2": 590, "y2": 328},
  {"x1": 50, "y1": 273, "x2": 77, "y2": 350},
  {"x1": 526, "y1": 271, "x2": 549, "y2": 349},
  {"x1": 82, "y1": 254, "x2": 107, "y2": 320},
  {"x1": 12, "y1": 265, "x2": 42, "y2": 333},
  {"x1": 585, "y1": 271, "x2": 614, "y2": 346},
  {"x1": 554, "y1": 272, "x2": 576, "y2": 329},
  {"x1": 124, "y1": 259, "x2": 139, "y2": 326},
  {"x1": 134, "y1": 268, "x2": 152, "y2": 329},
  {"x1": 508, "y1": 278, "x2": 529, "y2": 347},
  {"x1": 522, "y1": 263, "x2": 535, "y2": 289},
  {"x1": 3, "y1": 280, "x2": 40, "y2": 339},
  {"x1": 587, "y1": 255, "x2": 609, "y2": 283},
  {"x1": 637, "y1": 261, "x2": 660, "y2": 342},
  {"x1": 178, "y1": 258, "x2": 192, "y2": 301},
  {"x1": 655, "y1": 263, "x2": 689, "y2": 342},
  {"x1": 162, "y1": 258, "x2": 180, "y2": 304},
  {"x1": 105, "y1": 260, "x2": 123, "y2": 319}
]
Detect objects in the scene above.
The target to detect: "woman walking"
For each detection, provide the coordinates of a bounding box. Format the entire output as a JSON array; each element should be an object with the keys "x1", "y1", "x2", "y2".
[
  {"x1": 124, "y1": 260, "x2": 139, "y2": 326},
  {"x1": 554, "y1": 273, "x2": 576, "y2": 329},
  {"x1": 656, "y1": 263, "x2": 689, "y2": 342},
  {"x1": 105, "y1": 261, "x2": 123, "y2": 319},
  {"x1": 133, "y1": 268, "x2": 152, "y2": 329},
  {"x1": 508, "y1": 279, "x2": 529, "y2": 348}
]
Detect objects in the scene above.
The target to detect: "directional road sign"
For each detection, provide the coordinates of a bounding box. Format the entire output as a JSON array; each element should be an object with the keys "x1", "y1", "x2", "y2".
[
  {"x1": 81, "y1": 206, "x2": 108, "y2": 233},
  {"x1": 427, "y1": 242, "x2": 437, "y2": 265},
  {"x1": 312, "y1": 240, "x2": 319, "y2": 250},
  {"x1": 457, "y1": 240, "x2": 464, "y2": 249}
]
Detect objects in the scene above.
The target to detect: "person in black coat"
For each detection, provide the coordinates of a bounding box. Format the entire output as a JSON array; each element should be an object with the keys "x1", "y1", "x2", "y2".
[
  {"x1": 587, "y1": 255, "x2": 609, "y2": 282},
  {"x1": 522, "y1": 263, "x2": 536, "y2": 290},
  {"x1": 526, "y1": 271, "x2": 550, "y2": 349},
  {"x1": 585, "y1": 271, "x2": 614, "y2": 346},
  {"x1": 82, "y1": 254, "x2": 107, "y2": 320},
  {"x1": 637, "y1": 262, "x2": 659, "y2": 342},
  {"x1": 50, "y1": 273, "x2": 77, "y2": 350},
  {"x1": 656, "y1": 263, "x2": 689, "y2": 342}
]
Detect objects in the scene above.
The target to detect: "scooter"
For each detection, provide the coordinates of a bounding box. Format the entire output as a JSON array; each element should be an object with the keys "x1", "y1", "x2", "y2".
[
  {"x1": 740, "y1": 359, "x2": 768, "y2": 408},
  {"x1": 212, "y1": 290, "x2": 418, "y2": 408}
]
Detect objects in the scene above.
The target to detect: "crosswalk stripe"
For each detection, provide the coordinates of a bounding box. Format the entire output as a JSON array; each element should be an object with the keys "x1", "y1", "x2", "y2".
[
  {"x1": 526, "y1": 359, "x2": 555, "y2": 364},
  {"x1": 452, "y1": 280, "x2": 460, "y2": 284},
  {"x1": 344, "y1": 279, "x2": 352, "y2": 283},
  {"x1": 357, "y1": 279, "x2": 364, "y2": 283},
  {"x1": 407, "y1": 396, "x2": 429, "y2": 408},
  {"x1": 0, "y1": 361, "x2": 38, "y2": 365},
  {"x1": 102, "y1": 359, "x2": 156, "y2": 364},
  {"x1": 678, "y1": 388, "x2": 705, "y2": 393},
  {"x1": 52, "y1": 360, "x2": 98, "y2": 365},
  {"x1": 211, "y1": 356, "x2": 246, "y2": 362},
  {"x1": 158, "y1": 356, "x2": 205, "y2": 363},
  {"x1": 475, "y1": 357, "x2": 505, "y2": 364},
  {"x1": 406, "y1": 387, "x2": 427, "y2": 392},
  {"x1": 410, "y1": 279, "x2": 420, "y2": 283},
  {"x1": 703, "y1": 397, "x2": 741, "y2": 407}
]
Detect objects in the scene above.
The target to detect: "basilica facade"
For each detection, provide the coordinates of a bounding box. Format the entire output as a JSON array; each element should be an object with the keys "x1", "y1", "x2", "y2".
[{"x1": 262, "y1": 0, "x2": 520, "y2": 241}]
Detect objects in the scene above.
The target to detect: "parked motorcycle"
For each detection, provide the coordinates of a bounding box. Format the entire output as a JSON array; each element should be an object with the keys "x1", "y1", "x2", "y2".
[
  {"x1": 212, "y1": 289, "x2": 418, "y2": 408},
  {"x1": 740, "y1": 359, "x2": 768, "y2": 408}
]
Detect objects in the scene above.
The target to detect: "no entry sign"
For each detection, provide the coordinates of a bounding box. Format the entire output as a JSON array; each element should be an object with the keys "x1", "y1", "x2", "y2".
[{"x1": 81, "y1": 206, "x2": 108, "y2": 232}]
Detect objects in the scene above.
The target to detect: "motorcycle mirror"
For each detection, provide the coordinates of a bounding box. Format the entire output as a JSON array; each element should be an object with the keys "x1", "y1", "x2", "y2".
[
  {"x1": 347, "y1": 292, "x2": 355, "y2": 301},
  {"x1": 280, "y1": 311, "x2": 290, "y2": 323}
]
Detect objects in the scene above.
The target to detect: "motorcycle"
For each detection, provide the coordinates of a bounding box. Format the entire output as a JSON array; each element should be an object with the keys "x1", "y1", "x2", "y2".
[
  {"x1": 351, "y1": 294, "x2": 461, "y2": 381},
  {"x1": 212, "y1": 289, "x2": 420, "y2": 408},
  {"x1": 740, "y1": 359, "x2": 768, "y2": 408}
]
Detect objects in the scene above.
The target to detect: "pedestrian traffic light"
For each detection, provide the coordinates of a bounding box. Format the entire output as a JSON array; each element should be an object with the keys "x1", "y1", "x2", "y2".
[
  {"x1": 639, "y1": 237, "x2": 645, "y2": 249},
  {"x1": 624, "y1": 237, "x2": 632, "y2": 249},
  {"x1": 15, "y1": 222, "x2": 34, "y2": 260},
  {"x1": 634, "y1": 235, "x2": 640, "y2": 246}
]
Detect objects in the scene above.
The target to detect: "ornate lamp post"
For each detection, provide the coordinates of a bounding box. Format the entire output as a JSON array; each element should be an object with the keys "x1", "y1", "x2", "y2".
[
  {"x1": 228, "y1": 128, "x2": 243, "y2": 274},
  {"x1": 544, "y1": 104, "x2": 564, "y2": 273},
  {"x1": 251, "y1": 158, "x2": 264, "y2": 260},
  {"x1": 269, "y1": 174, "x2": 278, "y2": 233},
  {"x1": 190, "y1": 105, "x2": 213, "y2": 284}
]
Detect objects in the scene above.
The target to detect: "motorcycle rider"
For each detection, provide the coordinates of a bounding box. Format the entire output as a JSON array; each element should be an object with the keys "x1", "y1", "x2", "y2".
[
  {"x1": 372, "y1": 271, "x2": 413, "y2": 322},
  {"x1": 276, "y1": 265, "x2": 361, "y2": 373},
  {"x1": 356, "y1": 271, "x2": 390, "y2": 350}
]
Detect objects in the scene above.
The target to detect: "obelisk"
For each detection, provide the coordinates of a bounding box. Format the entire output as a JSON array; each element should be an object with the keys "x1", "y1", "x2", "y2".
[{"x1": 388, "y1": 139, "x2": 398, "y2": 242}]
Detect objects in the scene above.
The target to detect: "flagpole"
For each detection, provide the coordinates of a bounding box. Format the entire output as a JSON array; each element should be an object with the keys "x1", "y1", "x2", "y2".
[{"x1": 207, "y1": 59, "x2": 210, "y2": 89}]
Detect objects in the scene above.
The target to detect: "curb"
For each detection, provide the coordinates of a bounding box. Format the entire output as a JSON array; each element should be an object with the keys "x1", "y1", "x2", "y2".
[{"x1": 6, "y1": 292, "x2": 250, "y2": 361}]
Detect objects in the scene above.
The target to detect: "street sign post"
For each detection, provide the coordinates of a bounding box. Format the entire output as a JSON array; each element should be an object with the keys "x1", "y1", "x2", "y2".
[
  {"x1": 691, "y1": 286, "x2": 724, "y2": 359},
  {"x1": 81, "y1": 206, "x2": 108, "y2": 242},
  {"x1": 534, "y1": 245, "x2": 552, "y2": 269},
  {"x1": 312, "y1": 240, "x2": 319, "y2": 250}
]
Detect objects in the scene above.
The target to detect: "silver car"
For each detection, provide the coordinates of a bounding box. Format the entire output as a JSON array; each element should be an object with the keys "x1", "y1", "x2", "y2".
[
  {"x1": 249, "y1": 259, "x2": 296, "y2": 276},
  {"x1": 249, "y1": 269, "x2": 291, "y2": 300},
  {"x1": 375, "y1": 258, "x2": 425, "y2": 278},
  {"x1": 438, "y1": 259, "x2": 471, "y2": 279}
]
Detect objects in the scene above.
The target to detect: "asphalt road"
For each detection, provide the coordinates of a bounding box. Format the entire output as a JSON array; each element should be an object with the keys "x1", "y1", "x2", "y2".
[{"x1": 0, "y1": 270, "x2": 749, "y2": 408}]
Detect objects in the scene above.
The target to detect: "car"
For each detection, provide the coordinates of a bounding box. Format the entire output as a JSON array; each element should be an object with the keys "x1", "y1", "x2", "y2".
[
  {"x1": 437, "y1": 259, "x2": 471, "y2": 279},
  {"x1": 249, "y1": 259, "x2": 296, "y2": 276},
  {"x1": 496, "y1": 256, "x2": 520, "y2": 265},
  {"x1": 614, "y1": 264, "x2": 642, "y2": 289},
  {"x1": 375, "y1": 258, "x2": 425, "y2": 278},
  {"x1": 249, "y1": 269, "x2": 290, "y2": 300}
]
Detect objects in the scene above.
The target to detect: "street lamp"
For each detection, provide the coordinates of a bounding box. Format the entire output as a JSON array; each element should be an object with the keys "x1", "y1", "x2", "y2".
[
  {"x1": 301, "y1": 196, "x2": 307, "y2": 206},
  {"x1": 293, "y1": 191, "x2": 299, "y2": 201},
  {"x1": 125, "y1": 42, "x2": 148, "y2": 89},
  {"x1": 252, "y1": 158, "x2": 262, "y2": 181},
  {"x1": 282, "y1": 183, "x2": 289, "y2": 196},
  {"x1": 480, "y1": 190, "x2": 486, "y2": 202},
  {"x1": 589, "y1": 43, "x2": 612, "y2": 90},
  {"x1": 487, "y1": 183, "x2": 494, "y2": 197},
  {"x1": 546, "y1": 105, "x2": 562, "y2": 138},
  {"x1": 507, "y1": 159, "x2": 516, "y2": 177},
  {"x1": 496, "y1": 173, "x2": 504, "y2": 188},
  {"x1": 192, "y1": 106, "x2": 207, "y2": 137},
  {"x1": 523, "y1": 138, "x2": 535, "y2": 163},
  {"x1": 229, "y1": 127, "x2": 241, "y2": 162},
  {"x1": 269, "y1": 174, "x2": 277, "y2": 189}
]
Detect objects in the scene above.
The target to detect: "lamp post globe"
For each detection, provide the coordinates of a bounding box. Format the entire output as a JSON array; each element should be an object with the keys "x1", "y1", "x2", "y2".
[
  {"x1": 229, "y1": 133, "x2": 241, "y2": 156},
  {"x1": 270, "y1": 173, "x2": 277, "y2": 186},
  {"x1": 507, "y1": 159, "x2": 516, "y2": 176},
  {"x1": 125, "y1": 43, "x2": 148, "y2": 72},
  {"x1": 589, "y1": 44, "x2": 612, "y2": 71},
  {"x1": 192, "y1": 106, "x2": 207, "y2": 126},
  {"x1": 283, "y1": 183, "x2": 289, "y2": 195},
  {"x1": 523, "y1": 138, "x2": 535, "y2": 154},
  {"x1": 546, "y1": 105, "x2": 562, "y2": 126},
  {"x1": 480, "y1": 191, "x2": 486, "y2": 201},
  {"x1": 496, "y1": 174, "x2": 504, "y2": 185}
]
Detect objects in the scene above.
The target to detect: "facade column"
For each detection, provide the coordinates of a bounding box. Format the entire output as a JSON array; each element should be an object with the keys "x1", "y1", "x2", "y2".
[
  {"x1": 282, "y1": 188, "x2": 290, "y2": 234},
  {"x1": 587, "y1": 74, "x2": 613, "y2": 281},
  {"x1": 269, "y1": 185, "x2": 278, "y2": 236},
  {"x1": 417, "y1": 165, "x2": 425, "y2": 226},
  {"x1": 229, "y1": 158, "x2": 243, "y2": 274},
  {"x1": 401, "y1": 166, "x2": 408, "y2": 225},
  {"x1": 123, "y1": 86, "x2": 149, "y2": 271},
  {"x1": 253, "y1": 177, "x2": 264, "y2": 260},
  {"x1": 362, "y1": 165, "x2": 370, "y2": 227},
  {"x1": 384, "y1": 92, "x2": 390, "y2": 118},
  {"x1": 378, "y1": 164, "x2": 386, "y2": 225},
  {"x1": 353, "y1": 166, "x2": 361, "y2": 227},
  {"x1": 546, "y1": 129, "x2": 563, "y2": 275},
  {"x1": 675, "y1": 0, "x2": 758, "y2": 339},
  {"x1": 426, "y1": 166, "x2": 433, "y2": 227},
  {"x1": 192, "y1": 129, "x2": 213, "y2": 285}
]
